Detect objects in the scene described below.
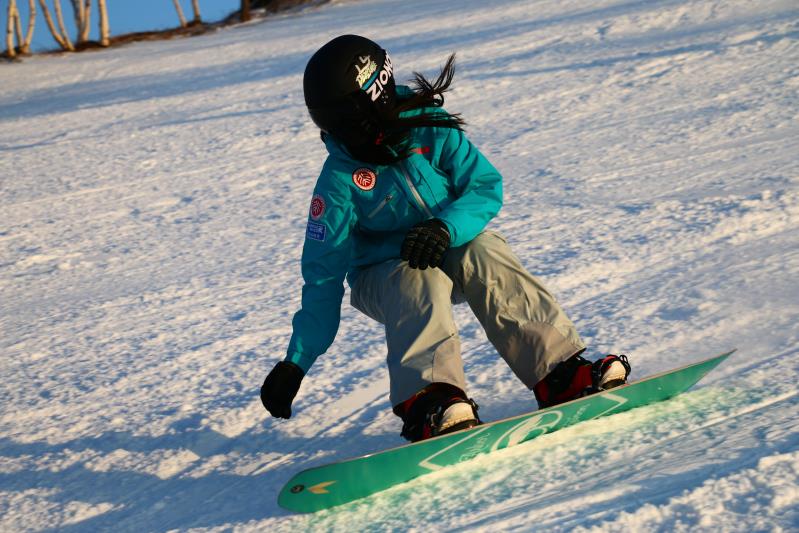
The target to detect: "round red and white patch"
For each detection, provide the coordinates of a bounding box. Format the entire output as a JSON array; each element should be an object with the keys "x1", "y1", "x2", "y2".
[
  {"x1": 352, "y1": 168, "x2": 377, "y2": 191},
  {"x1": 309, "y1": 194, "x2": 326, "y2": 220}
]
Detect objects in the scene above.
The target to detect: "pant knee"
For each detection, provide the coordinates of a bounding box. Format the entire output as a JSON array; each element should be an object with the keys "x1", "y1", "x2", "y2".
[{"x1": 444, "y1": 231, "x2": 518, "y2": 286}]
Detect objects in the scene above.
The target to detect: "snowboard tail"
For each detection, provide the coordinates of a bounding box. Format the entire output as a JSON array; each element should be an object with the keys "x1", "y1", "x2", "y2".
[{"x1": 278, "y1": 350, "x2": 734, "y2": 513}]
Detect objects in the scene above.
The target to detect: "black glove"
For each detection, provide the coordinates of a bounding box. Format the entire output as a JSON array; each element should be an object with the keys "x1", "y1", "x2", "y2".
[
  {"x1": 260, "y1": 361, "x2": 305, "y2": 419},
  {"x1": 401, "y1": 218, "x2": 451, "y2": 269}
]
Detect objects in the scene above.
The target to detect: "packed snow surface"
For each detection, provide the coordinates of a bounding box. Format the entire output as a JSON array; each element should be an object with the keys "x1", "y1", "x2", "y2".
[{"x1": 1, "y1": 0, "x2": 798, "y2": 531}]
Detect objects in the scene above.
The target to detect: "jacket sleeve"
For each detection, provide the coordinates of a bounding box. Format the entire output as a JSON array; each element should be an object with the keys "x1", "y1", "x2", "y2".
[
  {"x1": 435, "y1": 127, "x2": 503, "y2": 247},
  {"x1": 285, "y1": 169, "x2": 355, "y2": 373}
]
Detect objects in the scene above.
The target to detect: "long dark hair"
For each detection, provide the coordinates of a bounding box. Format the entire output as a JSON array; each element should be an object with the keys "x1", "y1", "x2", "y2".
[{"x1": 346, "y1": 54, "x2": 466, "y2": 165}]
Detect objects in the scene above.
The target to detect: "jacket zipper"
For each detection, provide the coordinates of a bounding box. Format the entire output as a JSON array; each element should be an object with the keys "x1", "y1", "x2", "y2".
[
  {"x1": 400, "y1": 160, "x2": 434, "y2": 218},
  {"x1": 367, "y1": 193, "x2": 394, "y2": 218}
]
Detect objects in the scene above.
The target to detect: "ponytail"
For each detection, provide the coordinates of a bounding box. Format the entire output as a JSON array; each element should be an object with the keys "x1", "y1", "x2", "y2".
[{"x1": 346, "y1": 54, "x2": 466, "y2": 165}]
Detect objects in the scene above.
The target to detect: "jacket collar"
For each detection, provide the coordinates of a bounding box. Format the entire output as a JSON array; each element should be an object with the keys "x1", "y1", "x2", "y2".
[{"x1": 322, "y1": 85, "x2": 415, "y2": 159}]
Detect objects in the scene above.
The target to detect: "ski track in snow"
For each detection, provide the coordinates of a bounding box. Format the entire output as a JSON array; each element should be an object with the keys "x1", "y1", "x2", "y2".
[{"x1": 1, "y1": 0, "x2": 798, "y2": 531}]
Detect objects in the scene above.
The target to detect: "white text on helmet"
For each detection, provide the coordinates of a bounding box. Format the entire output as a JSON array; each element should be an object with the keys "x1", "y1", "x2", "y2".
[{"x1": 365, "y1": 53, "x2": 393, "y2": 102}]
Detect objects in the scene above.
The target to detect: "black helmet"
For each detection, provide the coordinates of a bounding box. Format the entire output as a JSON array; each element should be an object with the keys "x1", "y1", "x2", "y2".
[{"x1": 303, "y1": 35, "x2": 397, "y2": 147}]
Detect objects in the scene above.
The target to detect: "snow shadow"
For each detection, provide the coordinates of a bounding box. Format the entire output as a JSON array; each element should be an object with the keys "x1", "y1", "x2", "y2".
[
  {"x1": 0, "y1": 49, "x2": 310, "y2": 122},
  {"x1": 0, "y1": 361, "x2": 403, "y2": 532},
  {"x1": 465, "y1": 390, "x2": 799, "y2": 531},
  {"x1": 8, "y1": 0, "x2": 789, "y2": 123},
  {"x1": 470, "y1": 26, "x2": 799, "y2": 80},
  {"x1": 0, "y1": 419, "x2": 398, "y2": 531},
  {"x1": 384, "y1": 0, "x2": 689, "y2": 58}
]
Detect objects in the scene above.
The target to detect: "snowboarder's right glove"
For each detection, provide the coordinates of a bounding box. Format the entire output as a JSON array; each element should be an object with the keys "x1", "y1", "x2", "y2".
[
  {"x1": 401, "y1": 218, "x2": 451, "y2": 270},
  {"x1": 260, "y1": 361, "x2": 304, "y2": 419}
]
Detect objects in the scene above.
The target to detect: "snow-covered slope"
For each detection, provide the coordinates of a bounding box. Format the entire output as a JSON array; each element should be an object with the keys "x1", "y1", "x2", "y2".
[{"x1": 1, "y1": 0, "x2": 797, "y2": 530}]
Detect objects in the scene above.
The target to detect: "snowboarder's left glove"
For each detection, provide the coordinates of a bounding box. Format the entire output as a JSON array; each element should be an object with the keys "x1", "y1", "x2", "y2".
[
  {"x1": 401, "y1": 218, "x2": 451, "y2": 270},
  {"x1": 260, "y1": 361, "x2": 304, "y2": 419}
]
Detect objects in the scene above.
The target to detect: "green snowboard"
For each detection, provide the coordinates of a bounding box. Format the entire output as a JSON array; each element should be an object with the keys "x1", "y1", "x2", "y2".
[{"x1": 278, "y1": 351, "x2": 734, "y2": 513}]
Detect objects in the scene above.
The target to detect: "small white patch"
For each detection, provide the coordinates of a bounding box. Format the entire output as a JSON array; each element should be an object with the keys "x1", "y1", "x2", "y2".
[{"x1": 306, "y1": 221, "x2": 326, "y2": 242}]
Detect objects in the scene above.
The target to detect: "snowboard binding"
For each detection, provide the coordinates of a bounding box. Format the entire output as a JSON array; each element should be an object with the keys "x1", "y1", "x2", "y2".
[
  {"x1": 397, "y1": 383, "x2": 481, "y2": 442},
  {"x1": 534, "y1": 353, "x2": 631, "y2": 409}
]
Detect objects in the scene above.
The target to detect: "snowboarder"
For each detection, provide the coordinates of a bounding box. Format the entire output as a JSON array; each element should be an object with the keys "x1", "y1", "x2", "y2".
[{"x1": 260, "y1": 35, "x2": 631, "y2": 442}]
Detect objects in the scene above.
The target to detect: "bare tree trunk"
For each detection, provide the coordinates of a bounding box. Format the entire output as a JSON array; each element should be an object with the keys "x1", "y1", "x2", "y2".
[
  {"x1": 70, "y1": 0, "x2": 85, "y2": 42},
  {"x1": 80, "y1": 0, "x2": 91, "y2": 42},
  {"x1": 190, "y1": 0, "x2": 201, "y2": 24},
  {"x1": 53, "y1": 0, "x2": 75, "y2": 50},
  {"x1": 70, "y1": 0, "x2": 93, "y2": 45},
  {"x1": 171, "y1": 0, "x2": 187, "y2": 28},
  {"x1": 13, "y1": 4, "x2": 24, "y2": 48},
  {"x1": 22, "y1": 0, "x2": 36, "y2": 54},
  {"x1": 5, "y1": 0, "x2": 18, "y2": 58},
  {"x1": 38, "y1": 0, "x2": 71, "y2": 50},
  {"x1": 241, "y1": 0, "x2": 251, "y2": 22},
  {"x1": 97, "y1": 0, "x2": 109, "y2": 46}
]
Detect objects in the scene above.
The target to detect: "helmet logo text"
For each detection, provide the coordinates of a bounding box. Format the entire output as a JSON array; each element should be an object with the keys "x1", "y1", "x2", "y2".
[
  {"x1": 363, "y1": 53, "x2": 393, "y2": 102},
  {"x1": 355, "y1": 55, "x2": 378, "y2": 88}
]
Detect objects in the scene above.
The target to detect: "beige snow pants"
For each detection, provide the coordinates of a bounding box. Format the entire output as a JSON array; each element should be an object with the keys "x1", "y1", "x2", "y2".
[{"x1": 350, "y1": 231, "x2": 586, "y2": 407}]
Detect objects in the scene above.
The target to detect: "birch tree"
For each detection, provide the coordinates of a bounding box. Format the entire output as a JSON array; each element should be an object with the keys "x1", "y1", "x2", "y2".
[
  {"x1": 70, "y1": 0, "x2": 92, "y2": 44},
  {"x1": 13, "y1": 4, "x2": 23, "y2": 49},
  {"x1": 22, "y1": 0, "x2": 36, "y2": 54},
  {"x1": 171, "y1": 0, "x2": 188, "y2": 28},
  {"x1": 5, "y1": 0, "x2": 37, "y2": 57},
  {"x1": 97, "y1": 0, "x2": 109, "y2": 46},
  {"x1": 5, "y1": 0, "x2": 17, "y2": 58},
  {"x1": 52, "y1": 0, "x2": 73, "y2": 48},
  {"x1": 80, "y1": 0, "x2": 91, "y2": 42},
  {"x1": 40, "y1": 0, "x2": 103, "y2": 50},
  {"x1": 190, "y1": 0, "x2": 201, "y2": 24},
  {"x1": 39, "y1": 0, "x2": 74, "y2": 51}
]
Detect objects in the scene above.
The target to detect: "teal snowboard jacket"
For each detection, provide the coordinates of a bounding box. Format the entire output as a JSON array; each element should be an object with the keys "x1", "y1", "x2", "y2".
[{"x1": 285, "y1": 87, "x2": 503, "y2": 373}]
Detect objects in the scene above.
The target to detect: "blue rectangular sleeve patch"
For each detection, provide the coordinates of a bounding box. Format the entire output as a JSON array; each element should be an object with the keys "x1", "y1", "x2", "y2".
[{"x1": 306, "y1": 221, "x2": 327, "y2": 242}]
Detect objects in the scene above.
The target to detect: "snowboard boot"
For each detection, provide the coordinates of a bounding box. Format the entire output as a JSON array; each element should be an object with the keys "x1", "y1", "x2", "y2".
[
  {"x1": 534, "y1": 353, "x2": 631, "y2": 409},
  {"x1": 395, "y1": 383, "x2": 481, "y2": 442}
]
